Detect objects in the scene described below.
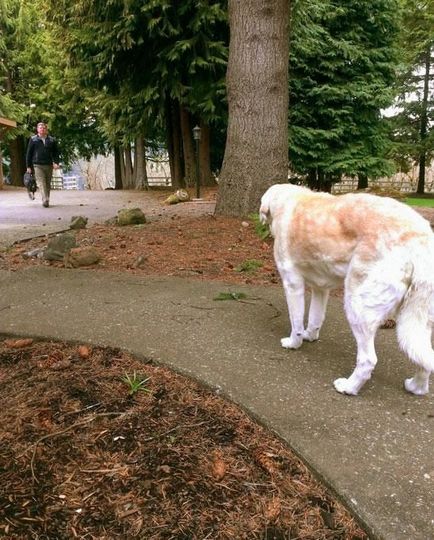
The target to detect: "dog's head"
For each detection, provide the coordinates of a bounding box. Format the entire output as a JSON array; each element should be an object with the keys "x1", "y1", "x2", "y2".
[{"x1": 259, "y1": 183, "x2": 307, "y2": 226}]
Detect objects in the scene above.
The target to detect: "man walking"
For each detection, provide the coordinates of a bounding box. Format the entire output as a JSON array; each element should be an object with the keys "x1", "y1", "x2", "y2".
[{"x1": 26, "y1": 122, "x2": 60, "y2": 208}]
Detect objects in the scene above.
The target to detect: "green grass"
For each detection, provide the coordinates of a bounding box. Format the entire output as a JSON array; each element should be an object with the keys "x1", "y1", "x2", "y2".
[
  {"x1": 405, "y1": 197, "x2": 434, "y2": 207},
  {"x1": 248, "y1": 213, "x2": 270, "y2": 240},
  {"x1": 235, "y1": 259, "x2": 263, "y2": 273},
  {"x1": 120, "y1": 372, "x2": 151, "y2": 396},
  {"x1": 213, "y1": 291, "x2": 248, "y2": 301}
]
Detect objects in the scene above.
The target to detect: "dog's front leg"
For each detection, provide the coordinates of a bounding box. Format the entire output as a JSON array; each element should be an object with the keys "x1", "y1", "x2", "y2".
[
  {"x1": 303, "y1": 287, "x2": 330, "y2": 342},
  {"x1": 280, "y1": 272, "x2": 305, "y2": 349}
]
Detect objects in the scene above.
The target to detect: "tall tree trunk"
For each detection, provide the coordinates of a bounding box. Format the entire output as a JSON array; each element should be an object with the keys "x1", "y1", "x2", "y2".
[
  {"x1": 9, "y1": 135, "x2": 26, "y2": 186},
  {"x1": 307, "y1": 169, "x2": 317, "y2": 190},
  {"x1": 124, "y1": 145, "x2": 134, "y2": 189},
  {"x1": 417, "y1": 46, "x2": 430, "y2": 195},
  {"x1": 114, "y1": 145, "x2": 123, "y2": 189},
  {"x1": 0, "y1": 146, "x2": 4, "y2": 189},
  {"x1": 199, "y1": 122, "x2": 216, "y2": 186},
  {"x1": 180, "y1": 106, "x2": 196, "y2": 187},
  {"x1": 215, "y1": 0, "x2": 290, "y2": 217},
  {"x1": 166, "y1": 97, "x2": 184, "y2": 188},
  {"x1": 134, "y1": 135, "x2": 148, "y2": 190},
  {"x1": 321, "y1": 172, "x2": 332, "y2": 193},
  {"x1": 357, "y1": 173, "x2": 368, "y2": 190}
]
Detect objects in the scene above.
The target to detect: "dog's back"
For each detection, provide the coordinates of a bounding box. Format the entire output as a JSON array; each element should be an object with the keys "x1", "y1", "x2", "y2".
[{"x1": 262, "y1": 185, "x2": 433, "y2": 287}]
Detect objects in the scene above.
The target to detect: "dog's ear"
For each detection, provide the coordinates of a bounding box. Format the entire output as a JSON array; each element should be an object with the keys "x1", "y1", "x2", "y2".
[
  {"x1": 259, "y1": 188, "x2": 272, "y2": 224},
  {"x1": 259, "y1": 205, "x2": 270, "y2": 225}
]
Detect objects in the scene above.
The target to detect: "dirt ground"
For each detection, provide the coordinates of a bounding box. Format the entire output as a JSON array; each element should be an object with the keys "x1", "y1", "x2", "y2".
[{"x1": 3, "y1": 187, "x2": 432, "y2": 539}]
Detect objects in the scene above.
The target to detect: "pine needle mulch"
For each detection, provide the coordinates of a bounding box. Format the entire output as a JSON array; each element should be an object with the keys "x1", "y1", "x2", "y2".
[{"x1": 0, "y1": 339, "x2": 368, "y2": 540}]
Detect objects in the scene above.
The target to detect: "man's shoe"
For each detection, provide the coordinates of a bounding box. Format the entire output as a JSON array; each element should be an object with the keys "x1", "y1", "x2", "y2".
[{"x1": 42, "y1": 201, "x2": 49, "y2": 208}]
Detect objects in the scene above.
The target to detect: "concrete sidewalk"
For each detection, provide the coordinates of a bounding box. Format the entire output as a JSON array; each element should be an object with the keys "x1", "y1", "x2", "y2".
[
  {"x1": 0, "y1": 186, "x2": 215, "y2": 248},
  {"x1": 1, "y1": 188, "x2": 433, "y2": 539}
]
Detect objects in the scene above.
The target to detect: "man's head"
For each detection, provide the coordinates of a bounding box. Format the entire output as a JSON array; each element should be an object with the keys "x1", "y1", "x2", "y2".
[{"x1": 36, "y1": 122, "x2": 48, "y2": 137}]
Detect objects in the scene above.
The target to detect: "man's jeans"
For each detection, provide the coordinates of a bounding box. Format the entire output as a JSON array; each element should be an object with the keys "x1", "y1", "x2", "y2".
[{"x1": 34, "y1": 164, "x2": 53, "y2": 205}]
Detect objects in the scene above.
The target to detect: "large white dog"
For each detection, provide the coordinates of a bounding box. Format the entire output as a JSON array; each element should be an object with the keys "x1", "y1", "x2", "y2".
[{"x1": 260, "y1": 183, "x2": 434, "y2": 395}]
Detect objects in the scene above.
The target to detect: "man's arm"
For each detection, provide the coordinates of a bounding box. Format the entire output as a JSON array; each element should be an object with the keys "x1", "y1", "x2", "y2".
[{"x1": 26, "y1": 138, "x2": 34, "y2": 173}]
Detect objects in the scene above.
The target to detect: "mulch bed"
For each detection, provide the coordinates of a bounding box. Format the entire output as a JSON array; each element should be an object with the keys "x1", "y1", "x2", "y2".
[
  {"x1": 0, "y1": 339, "x2": 367, "y2": 539},
  {"x1": 1, "y1": 215, "x2": 278, "y2": 286}
]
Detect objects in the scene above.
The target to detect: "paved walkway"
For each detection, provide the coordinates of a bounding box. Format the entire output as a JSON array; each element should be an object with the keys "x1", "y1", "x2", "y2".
[{"x1": 1, "y1": 187, "x2": 433, "y2": 539}]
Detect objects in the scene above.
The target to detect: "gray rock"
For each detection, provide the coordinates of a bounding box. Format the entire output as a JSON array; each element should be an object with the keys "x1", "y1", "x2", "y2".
[
  {"x1": 70, "y1": 216, "x2": 88, "y2": 230},
  {"x1": 117, "y1": 208, "x2": 146, "y2": 226},
  {"x1": 44, "y1": 233, "x2": 77, "y2": 261},
  {"x1": 104, "y1": 216, "x2": 118, "y2": 226}
]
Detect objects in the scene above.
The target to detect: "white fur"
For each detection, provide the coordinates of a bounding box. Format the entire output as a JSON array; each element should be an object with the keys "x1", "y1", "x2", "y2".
[{"x1": 260, "y1": 183, "x2": 434, "y2": 396}]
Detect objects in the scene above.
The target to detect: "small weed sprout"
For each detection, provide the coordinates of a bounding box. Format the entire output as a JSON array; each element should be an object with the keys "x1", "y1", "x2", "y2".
[
  {"x1": 214, "y1": 291, "x2": 248, "y2": 301},
  {"x1": 235, "y1": 259, "x2": 263, "y2": 273},
  {"x1": 121, "y1": 372, "x2": 151, "y2": 396},
  {"x1": 248, "y1": 213, "x2": 270, "y2": 240}
]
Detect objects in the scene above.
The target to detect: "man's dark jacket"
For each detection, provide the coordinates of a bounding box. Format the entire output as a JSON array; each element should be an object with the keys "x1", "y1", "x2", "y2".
[{"x1": 26, "y1": 135, "x2": 60, "y2": 168}]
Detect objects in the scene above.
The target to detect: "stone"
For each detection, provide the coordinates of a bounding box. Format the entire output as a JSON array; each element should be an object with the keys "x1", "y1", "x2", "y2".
[
  {"x1": 104, "y1": 216, "x2": 118, "y2": 226},
  {"x1": 117, "y1": 208, "x2": 146, "y2": 226},
  {"x1": 64, "y1": 246, "x2": 101, "y2": 268},
  {"x1": 70, "y1": 216, "x2": 88, "y2": 230},
  {"x1": 44, "y1": 233, "x2": 77, "y2": 261}
]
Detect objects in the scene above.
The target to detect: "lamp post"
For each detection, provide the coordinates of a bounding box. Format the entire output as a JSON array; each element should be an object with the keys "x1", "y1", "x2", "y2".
[{"x1": 192, "y1": 125, "x2": 201, "y2": 199}]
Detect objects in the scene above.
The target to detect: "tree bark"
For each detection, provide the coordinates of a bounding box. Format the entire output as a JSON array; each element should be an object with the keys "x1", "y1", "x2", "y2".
[
  {"x1": 166, "y1": 97, "x2": 184, "y2": 188},
  {"x1": 357, "y1": 174, "x2": 368, "y2": 190},
  {"x1": 0, "y1": 147, "x2": 4, "y2": 188},
  {"x1": 134, "y1": 135, "x2": 148, "y2": 190},
  {"x1": 114, "y1": 145, "x2": 122, "y2": 189},
  {"x1": 199, "y1": 122, "x2": 216, "y2": 186},
  {"x1": 9, "y1": 135, "x2": 26, "y2": 186},
  {"x1": 180, "y1": 106, "x2": 196, "y2": 187},
  {"x1": 123, "y1": 145, "x2": 134, "y2": 189},
  {"x1": 417, "y1": 46, "x2": 430, "y2": 195},
  {"x1": 215, "y1": 0, "x2": 290, "y2": 217}
]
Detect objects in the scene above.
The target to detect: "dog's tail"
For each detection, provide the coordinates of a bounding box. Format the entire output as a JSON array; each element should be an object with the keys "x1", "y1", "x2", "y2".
[{"x1": 396, "y1": 242, "x2": 434, "y2": 373}]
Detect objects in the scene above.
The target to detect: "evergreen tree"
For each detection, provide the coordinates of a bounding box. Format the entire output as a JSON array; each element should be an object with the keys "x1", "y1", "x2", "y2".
[
  {"x1": 0, "y1": 0, "x2": 108, "y2": 181},
  {"x1": 388, "y1": 0, "x2": 433, "y2": 193},
  {"x1": 288, "y1": 0, "x2": 400, "y2": 191},
  {"x1": 46, "y1": 0, "x2": 228, "y2": 187}
]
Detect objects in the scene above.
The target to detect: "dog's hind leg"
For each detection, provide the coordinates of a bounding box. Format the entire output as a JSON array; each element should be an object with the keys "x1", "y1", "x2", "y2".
[
  {"x1": 333, "y1": 320, "x2": 379, "y2": 395},
  {"x1": 303, "y1": 287, "x2": 330, "y2": 342},
  {"x1": 280, "y1": 270, "x2": 306, "y2": 350},
  {"x1": 398, "y1": 291, "x2": 434, "y2": 396},
  {"x1": 334, "y1": 267, "x2": 406, "y2": 395}
]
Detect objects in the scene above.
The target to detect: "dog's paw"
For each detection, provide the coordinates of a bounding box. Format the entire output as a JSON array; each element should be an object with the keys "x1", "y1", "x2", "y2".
[
  {"x1": 404, "y1": 377, "x2": 429, "y2": 396},
  {"x1": 281, "y1": 336, "x2": 303, "y2": 349},
  {"x1": 333, "y1": 378, "x2": 359, "y2": 396},
  {"x1": 302, "y1": 328, "x2": 319, "y2": 342}
]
